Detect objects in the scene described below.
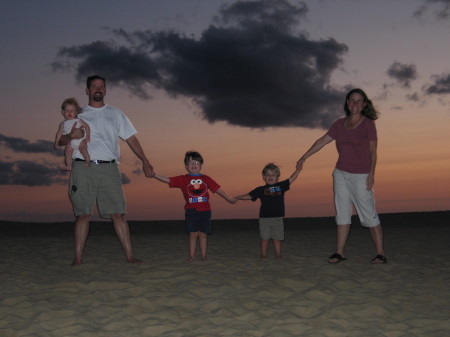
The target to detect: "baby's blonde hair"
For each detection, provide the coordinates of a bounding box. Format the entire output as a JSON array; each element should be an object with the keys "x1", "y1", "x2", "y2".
[{"x1": 61, "y1": 98, "x2": 81, "y2": 114}]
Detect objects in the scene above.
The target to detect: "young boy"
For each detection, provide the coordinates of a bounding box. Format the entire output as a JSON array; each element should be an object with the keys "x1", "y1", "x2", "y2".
[
  {"x1": 54, "y1": 98, "x2": 91, "y2": 170},
  {"x1": 235, "y1": 163, "x2": 301, "y2": 259},
  {"x1": 153, "y1": 151, "x2": 235, "y2": 262}
]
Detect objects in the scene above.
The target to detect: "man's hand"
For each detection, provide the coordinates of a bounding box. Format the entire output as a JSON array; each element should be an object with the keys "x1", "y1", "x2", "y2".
[
  {"x1": 58, "y1": 123, "x2": 84, "y2": 146},
  {"x1": 69, "y1": 123, "x2": 84, "y2": 140},
  {"x1": 142, "y1": 159, "x2": 154, "y2": 178}
]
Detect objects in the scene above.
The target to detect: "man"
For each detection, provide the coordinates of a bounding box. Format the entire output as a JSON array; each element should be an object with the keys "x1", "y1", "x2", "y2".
[{"x1": 59, "y1": 75, "x2": 154, "y2": 266}]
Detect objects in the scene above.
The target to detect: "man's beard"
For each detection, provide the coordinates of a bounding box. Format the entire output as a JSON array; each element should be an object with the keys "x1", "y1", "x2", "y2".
[{"x1": 93, "y1": 92, "x2": 104, "y2": 102}]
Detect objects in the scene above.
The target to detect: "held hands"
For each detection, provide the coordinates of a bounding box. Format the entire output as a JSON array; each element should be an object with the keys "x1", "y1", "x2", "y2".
[
  {"x1": 296, "y1": 157, "x2": 305, "y2": 171},
  {"x1": 233, "y1": 194, "x2": 251, "y2": 202},
  {"x1": 142, "y1": 159, "x2": 155, "y2": 178}
]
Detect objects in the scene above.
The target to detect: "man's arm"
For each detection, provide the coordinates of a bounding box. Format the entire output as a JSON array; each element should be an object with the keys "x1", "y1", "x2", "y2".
[
  {"x1": 126, "y1": 135, "x2": 154, "y2": 178},
  {"x1": 58, "y1": 123, "x2": 84, "y2": 146}
]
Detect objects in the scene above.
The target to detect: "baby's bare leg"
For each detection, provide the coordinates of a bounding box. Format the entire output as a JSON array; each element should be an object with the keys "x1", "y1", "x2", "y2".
[
  {"x1": 78, "y1": 139, "x2": 91, "y2": 167},
  {"x1": 62, "y1": 144, "x2": 74, "y2": 171}
]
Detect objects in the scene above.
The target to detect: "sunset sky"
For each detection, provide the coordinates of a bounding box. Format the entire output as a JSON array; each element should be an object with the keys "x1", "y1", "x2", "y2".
[{"x1": 1, "y1": 0, "x2": 449, "y2": 222}]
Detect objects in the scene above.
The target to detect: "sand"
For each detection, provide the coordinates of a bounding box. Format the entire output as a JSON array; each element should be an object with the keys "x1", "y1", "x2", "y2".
[{"x1": 1, "y1": 211, "x2": 449, "y2": 337}]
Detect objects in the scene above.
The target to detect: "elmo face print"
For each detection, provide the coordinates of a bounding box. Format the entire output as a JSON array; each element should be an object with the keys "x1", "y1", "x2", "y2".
[{"x1": 187, "y1": 178, "x2": 207, "y2": 197}]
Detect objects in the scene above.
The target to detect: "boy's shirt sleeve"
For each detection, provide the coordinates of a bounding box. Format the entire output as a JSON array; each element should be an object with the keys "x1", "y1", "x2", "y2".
[
  {"x1": 248, "y1": 186, "x2": 262, "y2": 201},
  {"x1": 204, "y1": 175, "x2": 221, "y2": 193},
  {"x1": 280, "y1": 179, "x2": 290, "y2": 191},
  {"x1": 168, "y1": 175, "x2": 184, "y2": 188}
]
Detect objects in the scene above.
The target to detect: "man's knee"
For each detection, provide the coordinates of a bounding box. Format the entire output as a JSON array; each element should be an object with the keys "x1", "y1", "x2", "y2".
[
  {"x1": 110, "y1": 213, "x2": 125, "y2": 220},
  {"x1": 76, "y1": 214, "x2": 90, "y2": 222}
]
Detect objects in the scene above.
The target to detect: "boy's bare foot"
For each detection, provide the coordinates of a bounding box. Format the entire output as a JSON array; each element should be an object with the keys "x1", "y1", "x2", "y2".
[
  {"x1": 276, "y1": 255, "x2": 283, "y2": 259},
  {"x1": 201, "y1": 256, "x2": 207, "y2": 261},
  {"x1": 127, "y1": 257, "x2": 145, "y2": 265},
  {"x1": 61, "y1": 166, "x2": 72, "y2": 171},
  {"x1": 83, "y1": 162, "x2": 91, "y2": 167},
  {"x1": 186, "y1": 257, "x2": 195, "y2": 263},
  {"x1": 260, "y1": 255, "x2": 268, "y2": 259}
]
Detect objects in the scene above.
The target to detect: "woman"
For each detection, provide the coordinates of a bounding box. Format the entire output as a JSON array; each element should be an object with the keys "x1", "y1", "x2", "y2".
[{"x1": 297, "y1": 88, "x2": 386, "y2": 264}]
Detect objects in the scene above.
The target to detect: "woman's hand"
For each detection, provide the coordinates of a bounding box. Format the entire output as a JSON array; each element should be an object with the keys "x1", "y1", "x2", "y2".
[
  {"x1": 366, "y1": 173, "x2": 375, "y2": 191},
  {"x1": 296, "y1": 157, "x2": 305, "y2": 170}
]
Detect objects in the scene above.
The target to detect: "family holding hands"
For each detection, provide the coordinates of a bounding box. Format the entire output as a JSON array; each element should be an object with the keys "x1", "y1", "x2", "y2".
[{"x1": 56, "y1": 75, "x2": 386, "y2": 266}]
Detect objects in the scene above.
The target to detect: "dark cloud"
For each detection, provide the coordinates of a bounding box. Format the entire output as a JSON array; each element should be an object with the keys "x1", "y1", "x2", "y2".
[
  {"x1": 423, "y1": 73, "x2": 450, "y2": 94},
  {"x1": 0, "y1": 161, "x2": 14, "y2": 184},
  {"x1": 0, "y1": 131, "x2": 131, "y2": 185},
  {"x1": 121, "y1": 173, "x2": 131, "y2": 185},
  {"x1": 0, "y1": 134, "x2": 68, "y2": 186},
  {"x1": 0, "y1": 158, "x2": 131, "y2": 186},
  {"x1": 132, "y1": 168, "x2": 142, "y2": 176},
  {"x1": 52, "y1": 0, "x2": 349, "y2": 129},
  {"x1": 406, "y1": 92, "x2": 420, "y2": 102},
  {"x1": 0, "y1": 160, "x2": 67, "y2": 186},
  {"x1": 0, "y1": 133, "x2": 58, "y2": 155},
  {"x1": 386, "y1": 62, "x2": 418, "y2": 88},
  {"x1": 414, "y1": 0, "x2": 450, "y2": 20}
]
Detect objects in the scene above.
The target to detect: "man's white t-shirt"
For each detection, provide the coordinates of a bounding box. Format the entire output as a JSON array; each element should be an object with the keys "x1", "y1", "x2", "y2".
[{"x1": 73, "y1": 104, "x2": 137, "y2": 162}]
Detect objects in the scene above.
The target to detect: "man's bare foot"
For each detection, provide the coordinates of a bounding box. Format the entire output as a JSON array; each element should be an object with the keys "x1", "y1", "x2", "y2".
[
  {"x1": 71, "y1": 258, "x2": 82, "y2": 266},
  {"x1": 61, "y1": 165, "x2": 72, "y2": 171},
  {"x1": 186, "y1": 257, "x2": 195, "y2": 263},
  {"x1": 83, "y1": 162, "x2": 91, "y2": 168},
  {"x1": 127, "y1": 257, "x2": 145, "y2": 265}
]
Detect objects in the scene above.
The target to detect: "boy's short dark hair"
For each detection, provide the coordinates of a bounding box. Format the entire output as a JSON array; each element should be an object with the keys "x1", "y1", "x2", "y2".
[
  {"x1": 184, "y1": 151, "x2": 204, "y2": 165},
  {"x1": 262, "y1": 163, "x2": 280, "y2": 177},
  {"x1": 86, "y1": 75, "x2": 106, "y2": 88}
]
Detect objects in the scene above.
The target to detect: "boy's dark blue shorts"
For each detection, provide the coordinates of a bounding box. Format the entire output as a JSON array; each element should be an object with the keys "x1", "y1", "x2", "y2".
[{"x1": 185, "y1": 209, "x2": 212, "y2": 234}]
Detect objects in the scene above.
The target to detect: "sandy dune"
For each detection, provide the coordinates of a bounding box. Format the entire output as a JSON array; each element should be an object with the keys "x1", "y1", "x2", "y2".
[{"x1": 1, "y1": 211, "x2": 449, "y2": 336}]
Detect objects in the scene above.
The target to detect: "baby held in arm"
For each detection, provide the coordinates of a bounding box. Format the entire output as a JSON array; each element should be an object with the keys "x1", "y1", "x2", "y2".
[{"x1": 54, "y1": 97, "x2": 91, "y2": 170}]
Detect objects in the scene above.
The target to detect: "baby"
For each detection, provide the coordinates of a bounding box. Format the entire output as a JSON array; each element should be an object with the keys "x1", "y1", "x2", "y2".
[{"x1": 54, "y1": 98, "x2": 90, "y2": 170}]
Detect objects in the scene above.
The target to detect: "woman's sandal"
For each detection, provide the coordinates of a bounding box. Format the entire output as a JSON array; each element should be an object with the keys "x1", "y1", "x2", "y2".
[
  {"x1": 371, "y1": 254, "x2": 387, "y2": 264},
  {"x1": 328, "y1": 253, "x2": 347, "y2": 264}
]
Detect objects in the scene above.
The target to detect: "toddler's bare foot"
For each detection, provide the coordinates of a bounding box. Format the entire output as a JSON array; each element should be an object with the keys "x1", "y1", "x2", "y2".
[
  {"x1": 71, "y1": 258, "x2": 82, "y2": 266},
  {"x1": 127, "y1": 257, "x2": 145, "y2": 265}
]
